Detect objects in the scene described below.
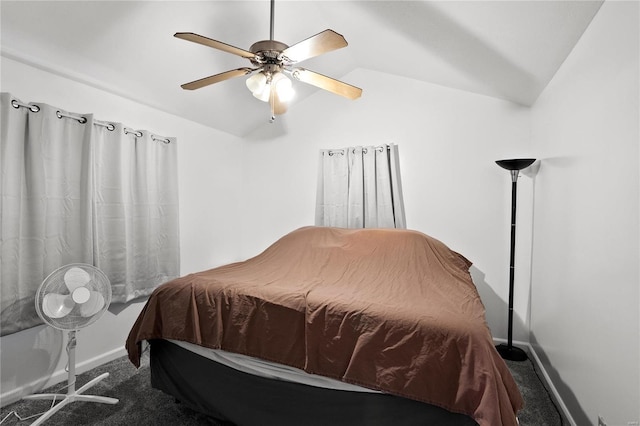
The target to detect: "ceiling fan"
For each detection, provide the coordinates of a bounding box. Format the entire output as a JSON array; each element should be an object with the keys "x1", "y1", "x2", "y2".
[{"x1": 175, "y1": 0, "x2": 362, "y2": 121}]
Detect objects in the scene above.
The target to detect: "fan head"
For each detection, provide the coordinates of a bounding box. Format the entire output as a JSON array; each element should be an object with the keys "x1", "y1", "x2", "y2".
[{"x1": 36, "y1": 263, "x2": 112, "y2": 330}]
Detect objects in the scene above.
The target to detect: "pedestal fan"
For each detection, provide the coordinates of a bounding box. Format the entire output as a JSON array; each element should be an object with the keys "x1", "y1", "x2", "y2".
[{"x1": 22, "y1": 264, "x2": 118, "y2": 425}]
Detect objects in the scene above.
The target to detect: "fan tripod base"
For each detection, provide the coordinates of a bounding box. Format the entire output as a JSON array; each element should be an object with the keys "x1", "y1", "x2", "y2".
[{"x1": 22, "y1": 372, "x2": 118, "y2": 426}]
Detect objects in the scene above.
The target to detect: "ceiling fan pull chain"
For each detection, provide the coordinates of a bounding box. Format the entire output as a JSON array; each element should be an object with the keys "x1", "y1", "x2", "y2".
[
  {"x1": 269, "y1": 90, "x2": 276, "y2": 123},
  {"x1": 267, "y1": 72, "x2": 276, "y2": 123}
]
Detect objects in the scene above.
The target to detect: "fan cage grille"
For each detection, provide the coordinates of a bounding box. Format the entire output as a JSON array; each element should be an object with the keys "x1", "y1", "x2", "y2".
[{"x1": 36, "y1": 263, "x2": 112, "y2": 330}]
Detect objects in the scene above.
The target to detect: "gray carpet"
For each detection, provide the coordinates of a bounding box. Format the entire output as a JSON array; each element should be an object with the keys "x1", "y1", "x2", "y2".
[{"x1": 1, "y1": 350, "x2": 565, "y2": 425}]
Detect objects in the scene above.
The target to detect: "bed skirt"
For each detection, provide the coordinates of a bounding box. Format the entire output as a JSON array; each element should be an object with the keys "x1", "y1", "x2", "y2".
[{"x1": 149, "y1": 339, "x2": 478, "y2": 426}]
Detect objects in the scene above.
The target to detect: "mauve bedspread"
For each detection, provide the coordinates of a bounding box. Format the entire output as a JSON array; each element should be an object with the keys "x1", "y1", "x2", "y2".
[{"x1": 126, "y1": 226, "x2": 523, "y2": 426}]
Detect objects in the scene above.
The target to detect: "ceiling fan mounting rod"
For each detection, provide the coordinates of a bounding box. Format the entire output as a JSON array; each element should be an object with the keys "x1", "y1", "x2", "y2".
[{"x1": 270, "y1": 0, "x2": 275, "y2": 41}]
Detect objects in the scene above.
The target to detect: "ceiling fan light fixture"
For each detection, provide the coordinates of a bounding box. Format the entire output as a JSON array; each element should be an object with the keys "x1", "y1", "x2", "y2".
[
  {"x1": 252, "y1": 80, "x2": 271, "y2": 102},
  {"x1": 246, "y1": 72, "x2": 267, "y2": 93},
  {"x1": 253, "y1": 88, "x2": 271, "y2": 102},
  {"x1": 247, "y1": 71, "x2": 294, "y2": 103},
  {"x1": 247, "y1": 72, "x2": 271, "y2": 102},
  {"x1": 273, "y1": 72, "x2": 294, "y2": 102}
]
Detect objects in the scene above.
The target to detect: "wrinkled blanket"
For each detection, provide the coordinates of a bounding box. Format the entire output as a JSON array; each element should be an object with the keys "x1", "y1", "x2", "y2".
[{"x1": 126, "y1": 226, "x2": 523, "y2": 426}]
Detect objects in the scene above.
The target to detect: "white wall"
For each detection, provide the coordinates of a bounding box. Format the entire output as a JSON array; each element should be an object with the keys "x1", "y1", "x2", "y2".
[
  {"x1": 0, "y1": 57, "x2": 244, "y2": 405},
  {"x1": 530, "y1": 2, "x2": 639, "y2": 425},
  {"x1": 238, "y1": 68, "x2": 532, "y2": 344}
]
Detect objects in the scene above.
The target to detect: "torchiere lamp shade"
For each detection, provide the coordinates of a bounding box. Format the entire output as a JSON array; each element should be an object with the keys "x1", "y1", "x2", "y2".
[
  {"x1": 495, "y1": 158, "x2": 536, "y2": 362},
  {"x1": 496, "y1": 158, "x2": 536, "y2": 171}
]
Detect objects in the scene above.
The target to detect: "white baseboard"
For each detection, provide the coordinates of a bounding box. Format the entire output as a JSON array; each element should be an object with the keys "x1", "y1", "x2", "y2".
[
  {"x1": 493, "y1": 337, "x2": 577, "y2": 426},
  {"x1": 0, "y1": 346, "x2": 127, "y2": 408}
]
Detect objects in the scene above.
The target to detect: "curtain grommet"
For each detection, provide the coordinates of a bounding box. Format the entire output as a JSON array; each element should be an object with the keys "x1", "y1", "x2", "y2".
[
  {"x1": 11, "y1": 99, "x2": 40, "y2": 113},
  {"x1": 56, "y1": 110, "x2": 87, "y2": 124},
  {"x1": 152, "y1": 135, "x2": 171, "y2": 144}
]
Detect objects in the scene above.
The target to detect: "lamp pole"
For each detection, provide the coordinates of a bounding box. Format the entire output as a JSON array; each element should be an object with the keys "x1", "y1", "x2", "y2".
[{"x1": 495, "y1": 158, "x2": 535, "y2": 362}]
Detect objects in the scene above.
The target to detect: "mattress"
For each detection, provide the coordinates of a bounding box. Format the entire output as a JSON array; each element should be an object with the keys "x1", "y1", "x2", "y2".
[{"x1": 168, "y1": 339, "x2": 381, "y2": 393}]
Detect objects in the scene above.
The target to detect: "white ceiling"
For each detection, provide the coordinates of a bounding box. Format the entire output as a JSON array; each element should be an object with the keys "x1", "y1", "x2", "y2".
[{"x1": 1, "y1": 1, "x2": 603, "y2": 137}]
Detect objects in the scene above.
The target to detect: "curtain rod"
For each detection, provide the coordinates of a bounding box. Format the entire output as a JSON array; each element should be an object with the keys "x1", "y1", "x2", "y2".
[
  {"x1": 326, "y1": 146, "x2": 390, "y2": 156},
  {"x1": 10, "y1": 98, "x2": 171, "y2": 144}
]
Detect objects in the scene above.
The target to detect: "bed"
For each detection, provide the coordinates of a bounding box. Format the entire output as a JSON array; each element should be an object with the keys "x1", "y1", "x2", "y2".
[{"x1": 126, "y1": 226, "x2": 523, "y2": 426}]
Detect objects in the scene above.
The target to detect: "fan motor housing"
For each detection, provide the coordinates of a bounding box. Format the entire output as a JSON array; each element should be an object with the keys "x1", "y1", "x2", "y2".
[{"x1": 249, "y1": 40, "x2": 289, "y2": 66}]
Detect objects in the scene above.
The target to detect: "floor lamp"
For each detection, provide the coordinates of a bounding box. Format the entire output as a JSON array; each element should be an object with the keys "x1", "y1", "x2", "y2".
[{"x1": 495, "y1": 158, "x2": 535, "y2": 362}]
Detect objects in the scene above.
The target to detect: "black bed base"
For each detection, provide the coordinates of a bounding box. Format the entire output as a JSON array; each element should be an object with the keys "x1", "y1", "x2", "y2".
[{"x1": 149, "y1": 339, "x2": 478, "y2": 426}]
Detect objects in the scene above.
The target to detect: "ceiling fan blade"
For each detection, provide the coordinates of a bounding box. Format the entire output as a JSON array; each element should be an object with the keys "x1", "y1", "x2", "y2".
[
  {"x1": 181, "y1": 68, "x2": 254, "y2": 90},
  {"x1": 281, "y1": 29, "x2": 348, "y2": 63},
  {"x1": 292, "y1": 68, "x2": 362, "y2": 100},
  {"x1": 174, "y1": 32, "x2": 256, "y2": 59}
]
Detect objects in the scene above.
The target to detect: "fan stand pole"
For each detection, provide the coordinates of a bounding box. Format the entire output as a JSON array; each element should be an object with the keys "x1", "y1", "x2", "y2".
[{"x1": 22, "y1": 330, "x2": 119, "y2": 426}]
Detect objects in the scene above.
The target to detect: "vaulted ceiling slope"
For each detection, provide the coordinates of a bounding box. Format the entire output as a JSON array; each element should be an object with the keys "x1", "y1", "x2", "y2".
[{"x1": 1, "y1": 1, "x2": 603, "y2": 137}]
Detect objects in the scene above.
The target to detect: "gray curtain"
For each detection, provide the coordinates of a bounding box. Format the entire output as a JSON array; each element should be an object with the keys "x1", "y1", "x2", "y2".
[
  {"x1": 315, "y1": 144, "x2": 406, "y2": 229},
  {"x1": 0, "y1": 93, "x2": 179, "y2": 335},
  {"x1": 92, "y1": 124, "x2": 180, "y2": 303}
]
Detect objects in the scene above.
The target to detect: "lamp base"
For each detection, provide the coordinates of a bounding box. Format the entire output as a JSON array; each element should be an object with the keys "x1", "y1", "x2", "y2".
[{"x1": 495, "y1": 343, "x2": 528, "y2": 362}]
